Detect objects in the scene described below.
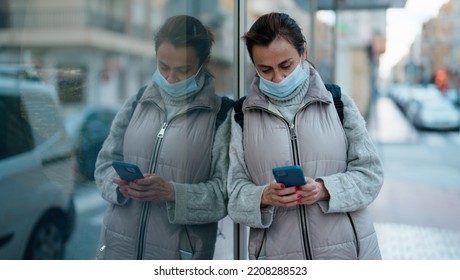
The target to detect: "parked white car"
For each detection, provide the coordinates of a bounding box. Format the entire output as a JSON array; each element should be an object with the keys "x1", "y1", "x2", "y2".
[
  {"x1": 401, "y1": 85, "x2": 460, "y2": 130},
  {"x1": 0, "y1": 70, "x2": 76, "y2": 259},
  {"x1": 411, "y1": 99, "x2": 460, "y2": 131}
]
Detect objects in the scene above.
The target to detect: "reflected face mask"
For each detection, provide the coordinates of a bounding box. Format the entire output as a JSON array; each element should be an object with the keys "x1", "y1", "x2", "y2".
[
  {"x1": 152, "y1": 64, "x2": 203, "y2": 97},
  {"x1": 257, "y1": 60, "x2": 308, "y2": 98}
]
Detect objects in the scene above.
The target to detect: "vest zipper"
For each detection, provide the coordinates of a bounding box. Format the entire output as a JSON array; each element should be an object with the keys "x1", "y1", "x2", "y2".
[
  {"x1": 135, "y1": 121, "x2": 167, "y2": 260},
  {"x1": 289, "y1": 123, "x2": 301, "y2": 164},
  {"x1": 136, "y1": 202, "x2": 151, "y2": 259},
  {"x1": 289, "y1": 121, "x2": 313, "y2": 260}
]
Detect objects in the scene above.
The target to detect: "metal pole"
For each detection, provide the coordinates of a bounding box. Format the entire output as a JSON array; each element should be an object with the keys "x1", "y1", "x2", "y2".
[
  {"x1": 309, "y1": 0, "x2": 317, "y2": 63},
  {"x1": 332, "y1": 0, "x2": 338, "y2": 83},
  {"x1": 233, "y1": 0, "x2": 248, "y2": 260}
]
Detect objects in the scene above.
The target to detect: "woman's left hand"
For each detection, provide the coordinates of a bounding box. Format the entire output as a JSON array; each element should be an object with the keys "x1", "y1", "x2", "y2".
[
  {"x1": 295, "y1": 177, "x2": 330, "y2": 205},
  {"x1": 117, "y1": 174, "x2": 175, "y2": 202}
]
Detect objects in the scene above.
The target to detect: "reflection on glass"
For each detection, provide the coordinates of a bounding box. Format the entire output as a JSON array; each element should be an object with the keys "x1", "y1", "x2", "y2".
[
  {"x1": 3, "y1": 0, "x2": 458, "y2": 261},
  {"x1": 0, "y1": 0, "x2": 235, "y2": 260},
  {"x1": 94, "y1": 14, "x2": 232, "y2": 260},
  {"x1": 0, "y1": 71, "x2": 76, "y2": 260}
]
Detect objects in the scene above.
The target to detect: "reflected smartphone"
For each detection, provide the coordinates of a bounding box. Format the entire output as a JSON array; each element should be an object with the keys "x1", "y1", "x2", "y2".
[
  {"x1": 112, "y1": 161, "x2": 144, "y2": 182},
  {"x1": 272, "y1": 165, "x2": 306, "y2": 187}
]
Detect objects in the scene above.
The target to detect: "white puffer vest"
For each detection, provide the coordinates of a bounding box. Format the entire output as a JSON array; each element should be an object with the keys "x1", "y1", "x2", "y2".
[{"x1": 242, "y1": 70, "x2": 381, "y2": 260}]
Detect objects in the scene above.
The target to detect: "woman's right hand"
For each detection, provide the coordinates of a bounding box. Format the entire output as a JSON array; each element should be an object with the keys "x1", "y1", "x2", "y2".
[
  {"x1": 113, "y1": 177, "x2": 131, "y2": 198},
  {"x1": 113, "y1": 174, "x2": 175, "y2": 202},
  {"x1": 261, "y1": 181, "x2": 300, "y2": 208}
]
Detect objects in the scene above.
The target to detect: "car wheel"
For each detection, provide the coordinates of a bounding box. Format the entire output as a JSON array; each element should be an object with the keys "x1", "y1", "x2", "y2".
[{"x1": 23, "y1": 213, "x2": 66, "y2": 259}]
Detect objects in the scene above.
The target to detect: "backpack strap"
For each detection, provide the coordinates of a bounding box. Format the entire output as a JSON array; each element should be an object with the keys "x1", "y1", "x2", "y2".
[
  {"x1": 132, "y1": 85, "x2": 147, "y2": 113},
  {"x1": 324, "y1": 83, "x2": 344, "y2": 125},
  {"x1": 216, "y1": 96, "x2": 235, "y2": 129},
  {"x1": 233, "y1": 96, "x2": 247, "y2": 129}
]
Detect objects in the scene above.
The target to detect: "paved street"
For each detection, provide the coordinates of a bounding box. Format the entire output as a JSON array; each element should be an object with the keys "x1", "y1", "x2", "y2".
[{"x1": 367, "y1": 96, "x2": 460, "y2": 259}]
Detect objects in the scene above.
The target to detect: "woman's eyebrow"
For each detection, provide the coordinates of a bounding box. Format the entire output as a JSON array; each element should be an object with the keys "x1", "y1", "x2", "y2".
[
  {"x1": 158, "y1": 60, "x2": 169, "y2": 68},
  {"x1": 257, "y1": 58, "x2": 293, "y2": 69},
  {"x1": 278, "y1": 58, "x2": 294, "y2": 66},
  {"x1": 174, "y1": 65, "x2": 191, "y2": 72},
  {"x1": 158, "y1": 61, "x2": 191, "y2": 72}
]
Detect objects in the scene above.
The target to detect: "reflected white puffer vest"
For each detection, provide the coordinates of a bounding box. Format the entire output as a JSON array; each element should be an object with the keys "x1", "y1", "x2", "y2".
[{"x1": 97, "y1": 80, "x2": 220, "y2": 260}]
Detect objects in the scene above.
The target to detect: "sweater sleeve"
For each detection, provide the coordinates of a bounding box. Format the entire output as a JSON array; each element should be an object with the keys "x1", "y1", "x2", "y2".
[
  {"x1": 165, "y1": 110, "x2": 231, "y2": 225},
  {"x1": 227, "y1": 110, "x2": 274, "y2": 229},
  {"x1": 94, "y1": 95, "x2": 138, "y2": 205},
  {"x1": 317, "y1": 92, "x2": 384, "y2": 213}
]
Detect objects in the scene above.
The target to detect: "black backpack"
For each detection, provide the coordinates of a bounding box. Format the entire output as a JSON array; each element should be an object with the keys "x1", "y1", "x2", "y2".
[
  {"x1": 234, "y1": 83, "x2": 344, "y2": 128},
  {"x1": 132, "y1": 85, "x2": 234, "y2": 130}
]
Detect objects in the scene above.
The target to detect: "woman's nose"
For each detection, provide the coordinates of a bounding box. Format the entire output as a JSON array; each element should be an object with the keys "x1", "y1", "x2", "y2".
[
  {"x1": 166, "y1": 72, "x2": 179, "y2": 83},
  {"x1": 272, "y1": 70, "x2": 285, "y2": 83}
]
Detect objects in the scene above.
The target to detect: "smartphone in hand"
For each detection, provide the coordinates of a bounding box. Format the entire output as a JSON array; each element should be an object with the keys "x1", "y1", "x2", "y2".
[
  {"x1": 112, "y1": 161, "x2": 144, "y2": 182},
  {"x1": 272, "y1": 165, "x2": 306, "y2": 187}
]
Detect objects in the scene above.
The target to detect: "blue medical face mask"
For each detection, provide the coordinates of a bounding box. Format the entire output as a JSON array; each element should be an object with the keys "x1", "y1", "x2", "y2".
[
  {"x1": 152, "y1": 64, "x2": 203, "y2": 97},
  {"x1": 257, "y1": 60, "x2": 308, "y2": 98}
]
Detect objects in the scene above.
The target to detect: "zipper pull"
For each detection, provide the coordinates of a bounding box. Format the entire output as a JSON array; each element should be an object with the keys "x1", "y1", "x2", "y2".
[
  {"x1": 157, "y1": 122, "x2": 167, "y2": 138},
  {"x1": 289, "y1": 123, "x2": 297, "y2": 140}
]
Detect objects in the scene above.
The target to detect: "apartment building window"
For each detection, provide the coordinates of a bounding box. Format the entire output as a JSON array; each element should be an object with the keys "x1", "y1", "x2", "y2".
[{"x1": 57, "y1": 68, "x2": 85, "y2": 104}]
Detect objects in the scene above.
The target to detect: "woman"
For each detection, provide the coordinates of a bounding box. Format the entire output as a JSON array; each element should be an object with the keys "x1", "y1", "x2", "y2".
[
  {"x1": 94, "y1": 15, "x2": 232, "y2": 260},
  {"x1": 227, "y1": 12, "x2": 384, "y2": 260}
]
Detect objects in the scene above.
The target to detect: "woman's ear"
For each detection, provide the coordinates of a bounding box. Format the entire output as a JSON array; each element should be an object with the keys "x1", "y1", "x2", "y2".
[{"x1": 302, "y1": 42, "x2": 308, "y2": 60}]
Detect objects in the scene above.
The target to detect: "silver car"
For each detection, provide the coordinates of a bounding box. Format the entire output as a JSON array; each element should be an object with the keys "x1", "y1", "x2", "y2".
[
  {"x1": 0, "y1": 72, "x2": 76, "y2": 259},
  {"x1": 411, "y1": 99, "x2": 460, "y2": 131}
]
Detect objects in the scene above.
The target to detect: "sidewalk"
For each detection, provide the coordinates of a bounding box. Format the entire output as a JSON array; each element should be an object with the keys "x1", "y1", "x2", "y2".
[
  {"x1": 367, "y1": 96, "x2": 417, "y2": 144},
  {"x1": 371, "y1": 179, "x2": 460, "y2": 259},
  {"x1": 368, "y1": 96, "x2": 460, "y2": 260},
  {"x1": 375, "y1": 222, "x2": 460, "y2": 259}
]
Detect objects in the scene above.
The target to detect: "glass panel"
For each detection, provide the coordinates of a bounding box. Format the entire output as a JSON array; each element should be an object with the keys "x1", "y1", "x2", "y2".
[
  {"x1": 0, "y1": 0, "x2": 235, "y2": 260},
  {"x1": 2, "y1": 0, "x2": 458, "y2": 262}
]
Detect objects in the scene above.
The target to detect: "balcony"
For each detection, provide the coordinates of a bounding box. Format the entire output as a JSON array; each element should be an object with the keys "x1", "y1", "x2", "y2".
[{"x1": 0, "y1": 8, "x2": 153, "y2": 58}]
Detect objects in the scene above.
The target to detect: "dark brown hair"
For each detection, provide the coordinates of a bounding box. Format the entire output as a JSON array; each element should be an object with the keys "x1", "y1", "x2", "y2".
[
  {"x1": 242, "y1": 12, "x2": 306, "y2": 63},
  {"x1": 154, "y1": 15, "x2": 215, "y2": 66}
]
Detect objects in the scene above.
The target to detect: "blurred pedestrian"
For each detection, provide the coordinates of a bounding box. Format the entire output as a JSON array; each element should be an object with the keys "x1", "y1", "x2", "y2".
[
  {"x1": 94, "y1": 15, "x2": 232, "y2": 260},
  {"x1": 435, "y1": 69, "x2": 448, "y2": 94},
  {"x1": 227, "y1": 12, "x2": 384, "y2": 260}
]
